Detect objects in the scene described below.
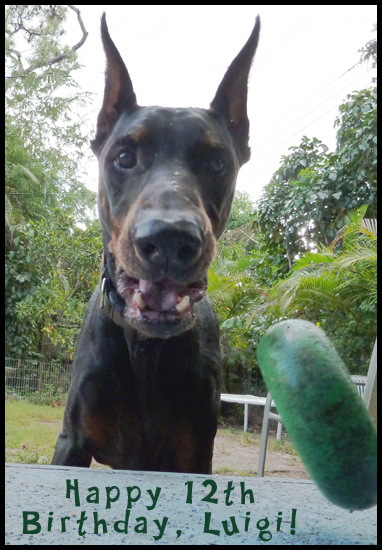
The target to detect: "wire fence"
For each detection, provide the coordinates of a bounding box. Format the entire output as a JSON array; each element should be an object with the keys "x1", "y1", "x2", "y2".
[{"x1": 5, "y1": 358, "x2": 72, "y2": 406}]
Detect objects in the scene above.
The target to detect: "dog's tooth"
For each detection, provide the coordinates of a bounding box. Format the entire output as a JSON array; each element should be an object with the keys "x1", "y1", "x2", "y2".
[
  {"x1": 134, "y1": 293, "x2": 146, "y2": 310},
  {"x1": 175, "y1": 295, "x2": 190, "y2": 313}
]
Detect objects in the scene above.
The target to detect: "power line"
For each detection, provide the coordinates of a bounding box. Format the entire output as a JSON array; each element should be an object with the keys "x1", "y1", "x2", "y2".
[{"x1": 252, "y1": 69, "x2": 372, "y2": 157}]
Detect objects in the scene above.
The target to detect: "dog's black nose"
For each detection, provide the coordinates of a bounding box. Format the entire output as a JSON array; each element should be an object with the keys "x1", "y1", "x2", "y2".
[{"x1": 133, "y1": 218, "x2": 203, "y2": 275}]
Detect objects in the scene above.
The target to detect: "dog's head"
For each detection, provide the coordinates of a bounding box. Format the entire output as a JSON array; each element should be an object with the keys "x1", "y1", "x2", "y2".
[{"x1": 92, "y1": 14, "x2": 260, "y2": 338}]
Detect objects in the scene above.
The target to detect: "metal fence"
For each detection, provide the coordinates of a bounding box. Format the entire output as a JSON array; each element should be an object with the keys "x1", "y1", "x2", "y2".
[{"x1": 5, "y1": 358, "x2": 72, "y2": 406}]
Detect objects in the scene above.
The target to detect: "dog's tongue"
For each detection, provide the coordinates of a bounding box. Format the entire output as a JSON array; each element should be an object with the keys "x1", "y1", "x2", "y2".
[
  {"x1": 138, "y1": 279, "x2": 187, "y2": 312},
  {"x1": 117, "y1": 273, "x2": 206, "y2": 316}
]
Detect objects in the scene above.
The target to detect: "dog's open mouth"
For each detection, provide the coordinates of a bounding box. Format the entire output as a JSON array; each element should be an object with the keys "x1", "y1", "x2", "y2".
[{"x1": 116, "y1": 271, "x2": 206, "y2": 335}]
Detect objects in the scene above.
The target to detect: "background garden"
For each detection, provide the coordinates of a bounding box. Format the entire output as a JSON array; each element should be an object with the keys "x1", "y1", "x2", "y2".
[{"x1": 6, "y1": 6, "x2": 377, "y2": 400}]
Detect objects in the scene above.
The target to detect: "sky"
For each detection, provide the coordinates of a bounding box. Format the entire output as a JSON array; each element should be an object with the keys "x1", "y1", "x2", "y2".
[{"x1": 65, "y1": 5, "x2": 377, "y2": 205}]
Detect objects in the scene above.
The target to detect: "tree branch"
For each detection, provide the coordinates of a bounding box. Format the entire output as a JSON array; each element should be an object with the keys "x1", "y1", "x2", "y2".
[
  {"x1": 22, "y1": 5, "x2": 88, "y2": 75},
  {"x1": 46, "y1": 5, "x2": 88, "y2": 66}
]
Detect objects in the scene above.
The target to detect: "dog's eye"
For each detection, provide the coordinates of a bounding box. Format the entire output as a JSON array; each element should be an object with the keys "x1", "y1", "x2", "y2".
[
  {"x1": 205, "y1": 157, "x2": 224, "y2": 174},
  {"x1": 115, "y1": 150, "x2": 137, "y2": 169}
]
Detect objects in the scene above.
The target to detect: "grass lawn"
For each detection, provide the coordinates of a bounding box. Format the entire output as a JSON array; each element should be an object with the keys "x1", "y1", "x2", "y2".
[
  {"x1": 5, "y1": 400, "x2": 301, "y2": 475},
  {"x1": 5, "y1": 400, "x2": 63, "y2": 464}
]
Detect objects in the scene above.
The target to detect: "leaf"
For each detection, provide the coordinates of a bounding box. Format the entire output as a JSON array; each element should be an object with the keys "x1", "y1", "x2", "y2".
[
  {"x1": 25, "y1": 72, "x2": 38, "y2": 89},
  {"x1": 317, "y1": 191, "x2": 329, "y2": 200},
  {"x1": 328, "y1": 171, "x2": 338, "y2": 181},
  {"x1": 361, "y1": 218, "x2": 377, "y2": 237}
]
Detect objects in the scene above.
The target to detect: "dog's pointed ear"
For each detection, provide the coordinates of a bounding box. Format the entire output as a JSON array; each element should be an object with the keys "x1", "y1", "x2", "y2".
[
  {"x1": 91, "y1": 13, "x2": 138, "y2": 155},
  {"x1": 210, "y1": 16, "x2": 260, "y2": 165}
]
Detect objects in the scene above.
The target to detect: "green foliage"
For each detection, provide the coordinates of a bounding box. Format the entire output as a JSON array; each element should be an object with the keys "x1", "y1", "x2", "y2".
[
  {"x1": 350, "y1": 23, "x2": 377, "y2": 83},
  {"x1": 257, "y1": 75, "x2": 377, "y2": 280},
  {"x1": 5, "y1": 112, "x2": 96, "y2": 234},
  {"x1": 208, "y1": 193, "x2": 276, "y2": 393},
  {"x1": 5, "y1": 6, "x2": 102, "y2": 361},
  {"x1": 333, "y1": 88, "x2": 377, "y2": 217},
  {"x1": 225, "y1": 191, "x2": 256, "y2": 229},
  {"x1": 5, "y1": 11, "x2": 377, "y2": 388},
  {"x1": 251, "y1": 29, "x2": 377, "y2": 377},
  {"x1": 5, "y1": 5, "x2": 89, "y2": 150},
  {"x1": 256, "y1": 136, "x2": 333, "y2": 276},
  {"x1": 5, "y1": 5, "x2": 95, "y2": 240},
  {"x1": 5, "y1": 215, "x2": 103, "y2": 359},
  {"x1": 267, "y1": 206, "x2": 376, "y2": 373}
]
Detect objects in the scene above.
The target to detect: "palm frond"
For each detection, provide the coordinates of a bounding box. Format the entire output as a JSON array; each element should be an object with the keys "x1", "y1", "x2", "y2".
[
  {"x1": 334, "y1": 245, "x2": 377, "y2": 273},
  {"x1": 269, "y1": 269, "x2": 345, "y2": 314},
  {"x1": 360, "y1": 217, "x2": 377, "y2": 238},
  {"x1": 293, "y1": 248, "x2": 335, "y2": 271},
  {"x1": 330, "y1": 205, "x2": 377, "y2": 249}
]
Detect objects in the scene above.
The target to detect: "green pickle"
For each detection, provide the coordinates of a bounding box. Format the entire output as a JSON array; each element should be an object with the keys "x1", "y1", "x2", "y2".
[{"x1": 257, "y1": 319, "x2": 377, "y2": 510}]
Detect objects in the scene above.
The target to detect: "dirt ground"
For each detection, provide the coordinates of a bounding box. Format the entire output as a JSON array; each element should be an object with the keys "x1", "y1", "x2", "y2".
[
  {"x1": 212, "y1": 427, "x2": 310, "y2": 479},
  {"x1": 90, "y1": 426, "x2": 310, "y2": 479}
]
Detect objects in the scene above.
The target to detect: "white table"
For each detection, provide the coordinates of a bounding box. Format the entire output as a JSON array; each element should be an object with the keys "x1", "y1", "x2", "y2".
[
  {"x1": 220, "y1": 394, "x2": 278, "y2": 433},
  {"x1": 5, "y1": 463, "x2": 377, "y2": 544}
]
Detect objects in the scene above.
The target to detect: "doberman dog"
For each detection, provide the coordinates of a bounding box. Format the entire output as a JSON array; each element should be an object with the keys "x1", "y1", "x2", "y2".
[{"x1": 52, "y1": 14, "x2": 260, "y2": 473}]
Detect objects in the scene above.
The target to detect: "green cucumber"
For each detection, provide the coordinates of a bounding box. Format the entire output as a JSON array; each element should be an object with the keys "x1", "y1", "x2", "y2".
[{"x1": 257, "y1": 319, "x2": 377, "y2": 510}]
